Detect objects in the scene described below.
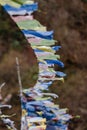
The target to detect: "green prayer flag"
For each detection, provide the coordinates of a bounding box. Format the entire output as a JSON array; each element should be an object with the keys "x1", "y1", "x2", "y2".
[{"x1": 17, "y1": 19, "x2": 46, "y2": 31}]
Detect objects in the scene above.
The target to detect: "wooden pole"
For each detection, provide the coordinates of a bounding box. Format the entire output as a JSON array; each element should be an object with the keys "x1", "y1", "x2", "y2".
[
  {"x1": 0, "y1": 82, "x2": 6, "y2": 90},
  {"x1": 16, "y1": 57, "x2": 23, "y2": 97}
]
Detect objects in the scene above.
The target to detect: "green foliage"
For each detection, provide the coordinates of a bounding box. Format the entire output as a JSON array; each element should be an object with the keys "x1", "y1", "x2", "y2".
[{"x1": 81, "y1": 0, "x2": 87, "y2": 3}]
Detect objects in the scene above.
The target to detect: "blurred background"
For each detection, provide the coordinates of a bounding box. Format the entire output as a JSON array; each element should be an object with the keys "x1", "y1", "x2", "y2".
[{"x1": 0, "y1": 0, "x2": 87, "y2": 129}]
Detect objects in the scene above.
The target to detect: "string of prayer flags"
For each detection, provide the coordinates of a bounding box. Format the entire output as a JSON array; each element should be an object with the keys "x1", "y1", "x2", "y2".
[{"x1": 0, "y1": 0, "x2": 72, "y2": 130}]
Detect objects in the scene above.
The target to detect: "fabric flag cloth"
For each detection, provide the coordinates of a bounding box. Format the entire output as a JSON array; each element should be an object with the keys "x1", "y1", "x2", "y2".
[
  {"x1": 22, "y1": 30, "x2": 54, "y2": 40},
  {"x1": 27, "y1": 38, "x2": 57, "y2": 46},
  {"x1": 11, "y1": 15, "x2": 34, "y2": 22},
  {"x1": 17, "y1": 19, "x2": 46, "y2": 31},
  {"x1": 3, "y1": 3, "x2": 38, "y2": 15}
]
